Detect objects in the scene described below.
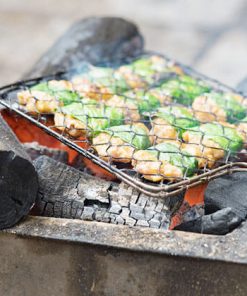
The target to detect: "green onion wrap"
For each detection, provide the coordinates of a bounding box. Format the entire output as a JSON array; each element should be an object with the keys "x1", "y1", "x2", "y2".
[
  {"x1": 201, "y1": 92, "x2": 245, "y2": 123},
  {"x1": 75, "y1": 66, "x2": 130, "y2": 93},
  {"x1": 160, "y1": 75, "x2": 210, "y2": 105},
  {"x1": 124, "y1": 89, "x2": 161, "y2": 113},
  {"x1": 155, "y1": 106, "x2": 199, "y2": 137},
  {"x1": 60, "y1": 100, "x2": 124, "y2": 133},
  {"x1": 31, "y1": 82, "x2": 79, "y2": 105},
  {"x1": 103, "y1": 124, "x2": 151, "y2": 149},
  {"x1": 146, "y1": 142, "x2": 198, "y2": 177},
  {"x1": 186, "y1": 123, "x2": 243, "y2": 152}
]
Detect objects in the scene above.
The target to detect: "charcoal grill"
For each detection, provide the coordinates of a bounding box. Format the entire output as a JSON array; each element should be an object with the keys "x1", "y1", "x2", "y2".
[
  {"x1": 1, "y1": 16, "x2": 247, "y2": 296},
  {"x1": 0, "y1": 53, "x2": 247, "y2": 198}
]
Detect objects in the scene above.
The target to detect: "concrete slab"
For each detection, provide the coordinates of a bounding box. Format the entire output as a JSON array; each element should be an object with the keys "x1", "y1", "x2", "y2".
[{"x1": 1, "y1": 216, "x2": 247, "y2": 295}]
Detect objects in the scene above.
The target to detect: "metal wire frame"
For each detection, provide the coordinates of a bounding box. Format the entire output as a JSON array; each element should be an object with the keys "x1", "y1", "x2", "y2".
[{"x1": 0, "y1": 53, "x2": 247, "y2": 198}]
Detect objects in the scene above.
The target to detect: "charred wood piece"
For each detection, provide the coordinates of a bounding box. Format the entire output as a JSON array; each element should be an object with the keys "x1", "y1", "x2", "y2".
[
  {"x1": 33, "y1": 156, "x2": 183, "y2": 229},
  {"x1": 0, "y1": 115, "x2": 38, "y2": 229}
]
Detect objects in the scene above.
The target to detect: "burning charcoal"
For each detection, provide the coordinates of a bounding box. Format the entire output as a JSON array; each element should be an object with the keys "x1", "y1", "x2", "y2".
[
  {"x1": 175, "y1": 208, "x2": 242, "y2": 235},
  {"x1": 33, "y1": 156, "x2": 183, "y2": 229},
  {"x1": 109, "y1": 202, "x2": 122, "y2": 215},
  {"x1": 205, "y1": 173, "x2": 247, "y2": 220},
  {"x1": 171, "y1": 201, "x2": 205, "y2": 229},
  {"x1": 110, "y1": 213, "x2": 117, "y2": 224},
  {"x1": 25, "y1": 17, "x2": 143, "y2": 78},
  {"x1": 182, "y1": 203, "x2": 204, "y2": 222},
  {"x1": 175, "y1": 172, "x2": 247, "y2": 234},
  {"x1": 115, "y1": 216, "x2": 124, "y2": 225},
  {"x1": 124, "y1": 217, "x2": 136, "y2": 227},
  {"x1": 0, "y1": 115, "x2": 38, "y2": 229},
  {"x1": 23, "y1": 142, "x2": 68, "y2": 163},
  {"x1": 131, "y1": 211, "x2": 145, "y2": 221},
  {"x1": 102, "y1": 212, "x2": 110, "y2": 223},
  {"x1": 33, "y1": 156, "x2": 111, "y2": 219},
  {"x1": 149, "y1": 219, "x2": 161, "y2": 229},
  {"x1": 81, "y1": 207, "x2": 95, "y2": 221},
  {"x1": 70, "y1": 154, "x2": 93, "y2": 173},
  {"x1": 136, "y1": 220, "x2": 149, "y2": 227},
  {"x1": 144, "y1": 210, "x2": 156, "y2": 220},
  {"x1": 95, "y1": 208, "x2": 107, "y2": 222}
]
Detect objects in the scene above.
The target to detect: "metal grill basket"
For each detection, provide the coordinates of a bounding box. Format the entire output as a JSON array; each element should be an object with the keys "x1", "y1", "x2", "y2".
[{"x1": 1, "y1": 53, "x2": 247, "y2": 198}]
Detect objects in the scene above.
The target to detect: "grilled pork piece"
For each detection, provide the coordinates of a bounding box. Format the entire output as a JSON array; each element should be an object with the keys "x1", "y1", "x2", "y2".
[
  {"x1": 237, "y1": 116, "x2": 247, "y2": 143},
  {"x1": 72, "y1": 66, "x2": 129, "y2": 101},
  {"x1": 181, "y1": 142, "x2": 222, "y2": 168},
  {"x1": 192, "y1": 92, "x2": 246, "y2": 123},
  {"x1": 182, "y1": 122, "x2": 244, "y2": 168},
  {"x1": 92, "y1": 123, "x2": 150, "y2": 163},
  {"x1": 132, "y1": 141, "x2": 197, "y2": 182},
  {"x1": 149, "y1": 105, "x2": 199, "y2": 144},
  {"x1": 115, "y1": 55, "x2": 163, "y2": 88},
  {"x1": 106, "y1": 89, "x2": 161, "y2": 122},
  {"x1": 116, "y1": 55, "x2": 184, "y2": 88},
  {"x1": 115, "y1": 68, "x2": 147, "y2": 89},
  {"x1": 17, "y1": 80, "x2": 77, "y2": 114},
  {"x1": 72, "y1": 76, "x2": 114, "y2": 101},
  {"x1": 159, "y1": 75, "x2": 211, "y2": 105},
  {"x1": 146, "y1": 87, "x2": 173, "y2": 105},
  {"x1": 106, "y1": 95, "x2": 141, "y2": 122},
  {"x1": 54, "y1": 100, "x2": 124, "y2": 138}
]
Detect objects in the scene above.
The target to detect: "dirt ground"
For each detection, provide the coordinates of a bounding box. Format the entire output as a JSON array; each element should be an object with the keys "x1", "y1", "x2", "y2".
[{"x1": 1, "y1": 0, "x2": 247, "y2": 87}]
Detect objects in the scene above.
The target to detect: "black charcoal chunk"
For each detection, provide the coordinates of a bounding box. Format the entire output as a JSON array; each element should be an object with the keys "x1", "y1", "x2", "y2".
[
  {"x1": 205, "y1": 172, "x2": 247, "y2": 220},
  {"x1": 175, "y1": 208, "x2": 242, "y2": 235},
  {"x1": 0, "y1": 115, "x2": 38, "y2": 229}
]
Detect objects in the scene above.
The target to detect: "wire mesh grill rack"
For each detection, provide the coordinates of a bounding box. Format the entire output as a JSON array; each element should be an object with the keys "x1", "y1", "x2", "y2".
[{"x1": 1, "y1": 52, "x2": 247, "y2": 198}]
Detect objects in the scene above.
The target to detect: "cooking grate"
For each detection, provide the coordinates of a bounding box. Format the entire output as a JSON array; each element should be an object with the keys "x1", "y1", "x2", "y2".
[{"x1": 0, "y1": 53, "x2": 247, "y2": 198}]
